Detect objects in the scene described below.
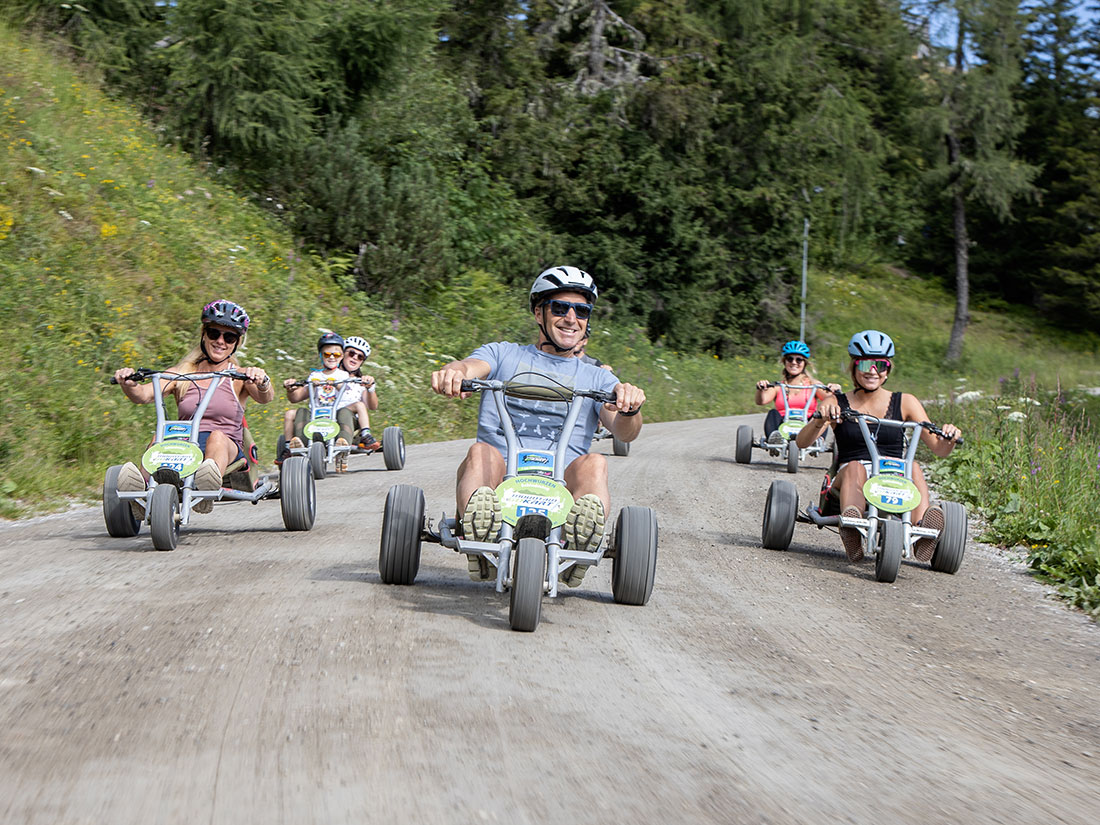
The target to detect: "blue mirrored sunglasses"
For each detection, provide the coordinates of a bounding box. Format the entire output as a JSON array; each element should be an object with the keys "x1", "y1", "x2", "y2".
[{"x1": 545, "y1": 299, "x2": 592, "y2": 320}]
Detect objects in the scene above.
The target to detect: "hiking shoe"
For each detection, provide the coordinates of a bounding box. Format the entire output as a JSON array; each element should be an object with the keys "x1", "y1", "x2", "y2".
[
  {"x1": 334, "y1": 438, "x2": 349, "y2": 473},
  {"x1": 766, "y1": 430, "x2": 786, "y2": 446},
  {"x1": 358, "y1": 429, "x2": 382, "y2": 451},
  {"x1": 192, "y1": 458, "x2": 222, "y2": 514},
  {"x1": 839, "y1": 506, "x2": 864, "y2": 562},
  {"x1": 467, "y1": 554, "x2": 496, "y2": 581},
  {"x1": 462, "y1": 486, "x2": 501, "y2": 542},
  {"x1": 117, "y1": 461, "x2": 147, "y2": 520},
  {"x1": 565, "y1": 494, "x2": 606, "y2": 554},
  {"x1": 560, "y1": 562, "x2": 590, "y2": 588},
  {"x1": 914, "y1": 506, "x2": 944, "y2": 563}
]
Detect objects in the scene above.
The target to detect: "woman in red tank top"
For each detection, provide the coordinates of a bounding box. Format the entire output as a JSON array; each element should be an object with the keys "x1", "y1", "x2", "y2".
[{"x1": 754, "y1": 341, "x2": 839, "y2": 442}]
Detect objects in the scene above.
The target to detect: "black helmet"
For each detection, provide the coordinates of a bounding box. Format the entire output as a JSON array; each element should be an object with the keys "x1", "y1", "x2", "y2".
[
  {"x1": 202, "y1": 299, "x2": 250, "y2": 333},
  {"x1": 317, "y1": 332, "x2": 345, "y2": 353}
]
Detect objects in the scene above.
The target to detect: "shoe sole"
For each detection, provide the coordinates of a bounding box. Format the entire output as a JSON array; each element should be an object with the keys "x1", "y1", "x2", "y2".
[
  {"x1": 913, "y1": 507, "x2": 944, "y2": 562},
  {"x1": 839, "y1": 506, "x2": 864, "y2": 562},
  {"x1": 462, "y1": 487, "x2": 501, "y2": 542},
  {"x1": 565, "y1": 495, "x2": 605, "y2": 554}
]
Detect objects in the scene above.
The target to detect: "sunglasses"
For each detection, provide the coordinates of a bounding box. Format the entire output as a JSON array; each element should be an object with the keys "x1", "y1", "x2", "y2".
[
  {"x1": 344, "y1": 350, "x2": 365, "y2": 360},
  {"x1": 783, "y1": 355, "x2": 806, "y2": 365},
  {"x1": 321, "y1": 350, "x2": 343, "y2": 359},
  {"x1": 545, "y1": 299, "x2": 593, "y2": 320},
  {"x1": 854, "y1": 358, "x2": 891, "y2": 373},
  {"x1": 205, "y1": 328, "x2": 240, "y2": 345}
]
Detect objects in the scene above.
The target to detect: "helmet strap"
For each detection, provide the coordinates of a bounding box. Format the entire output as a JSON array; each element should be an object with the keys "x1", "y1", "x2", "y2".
[{"x1": 200, "y1": 338, "x2": 235, "y2": 368}]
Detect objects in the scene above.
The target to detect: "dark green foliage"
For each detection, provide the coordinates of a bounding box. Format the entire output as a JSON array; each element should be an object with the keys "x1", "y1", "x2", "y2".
[{"x1": 15, "y1": 0, "x2": 1100, "y2": 351}]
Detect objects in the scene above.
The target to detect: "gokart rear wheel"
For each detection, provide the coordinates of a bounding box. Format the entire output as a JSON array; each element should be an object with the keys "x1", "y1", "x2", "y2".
[
  {"x1": 149, "y1": 483, "x2": 179, "y2": 551},
  {"x1": 382, "y1": 426, "x2": 406, "y2": 470},
  {"x1": 931, "y1": 501, "x2": 967, "y2": 574},
  {"x1": 378, "y1": 484, "x2": 424, "y2": 585},
  {"x1": 103, "y1": 464, "x2": 140, "y2": 538},
  {"x1": 280, "y1": 456, "x2": 316, "y2": 531},
  {"x1": 875, "y1": 519, "x2": 903, "y2": 583},
  {"x1": 612, "y1": 506, "x2": 658, "y2": 606},
  {"x1": 761, "y1": 480, "x2": 798, "y2": 550},
  {"x1": 509, "y1": 537, "x2": 546, "y2": 631},
  {"x1": 735, "y1": 425, "x2": 753, "y2": 464}
]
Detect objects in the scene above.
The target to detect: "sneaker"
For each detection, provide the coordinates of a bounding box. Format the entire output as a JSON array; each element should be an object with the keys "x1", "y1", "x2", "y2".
[
  {"x1": 467, "y1": 554, "x2": 496, "y2": 581},
  {"x1": 462, "y1": 486, "x2": 501, "y2": 542},
  {"x1": 565, "y1": 494, "x2": 606, "y2": 554},
  {"x1": 914, "y1": 506, "x2": 944, "y2": 563},
  {"x1": 192, "y1": 458, "x2": 222, "y2": 514},
  {"x1": 334, "y1": 438, "x2": 348, "y2": 473},
  {"x1": 358, "y1": 429, "x2": 382, "y2": 452},
  {"x1": 117, "y1": 461, "x2": 147, "y2": 520},
  {"x1": 766, "y1": 430, "x2": 786, "y2": 447},
  {"x1": 839, "y1": 506, "x2": 864, "y2": 562},
  {"x1": 288, "y1": 436, "x2": 304, "y2": 450}
]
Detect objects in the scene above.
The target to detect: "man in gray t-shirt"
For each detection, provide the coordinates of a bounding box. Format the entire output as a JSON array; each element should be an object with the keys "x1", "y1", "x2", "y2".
[{"x1": 430, "y1": 266, "x2": 645, "y2": 585}]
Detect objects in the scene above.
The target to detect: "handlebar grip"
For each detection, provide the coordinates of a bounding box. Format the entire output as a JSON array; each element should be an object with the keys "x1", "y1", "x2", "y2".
[{"x1": 460, "y1": 379, "x2": 474, "y2": 393}]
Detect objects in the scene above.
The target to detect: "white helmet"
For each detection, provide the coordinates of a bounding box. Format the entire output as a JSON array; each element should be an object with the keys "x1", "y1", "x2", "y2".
[
  {"x1": 344, "y1": 335, "x2": 371, "y2": 359},
  {"x1": 529, "y1": 266, "x2": 598, "y2": 311}
]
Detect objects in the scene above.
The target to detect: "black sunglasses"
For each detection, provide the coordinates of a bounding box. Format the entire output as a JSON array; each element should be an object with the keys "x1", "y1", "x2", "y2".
[
  {"x1": 205, "y1": 327, "x2": 240, "y2": 345},
  {"x1": 783, "y1": 355, "x2": 806, "y2": 364},
  {"x1": 545, "y1": 299, "x2": 593, "y2": 320}
]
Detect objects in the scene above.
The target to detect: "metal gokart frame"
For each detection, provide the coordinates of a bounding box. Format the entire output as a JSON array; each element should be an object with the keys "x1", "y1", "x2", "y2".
[{"x1": 421, "y1": 377, "x2": 618, "y2": 599}]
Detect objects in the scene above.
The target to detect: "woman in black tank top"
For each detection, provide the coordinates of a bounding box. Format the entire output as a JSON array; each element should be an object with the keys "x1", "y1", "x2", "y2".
[{"x1": 795, "y1": 330, "x2": 961, "y2": 562}]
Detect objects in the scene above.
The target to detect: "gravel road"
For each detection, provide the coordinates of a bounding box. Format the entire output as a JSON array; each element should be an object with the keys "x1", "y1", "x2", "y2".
[{"x1": 1, "y1": 414, "x2": 1097, "y2": 824}]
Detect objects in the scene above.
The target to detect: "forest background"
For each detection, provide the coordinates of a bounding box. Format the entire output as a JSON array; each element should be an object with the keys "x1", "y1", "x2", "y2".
[{"x1": 1, "y1": 1, "x2": 1099, "y2": 612}]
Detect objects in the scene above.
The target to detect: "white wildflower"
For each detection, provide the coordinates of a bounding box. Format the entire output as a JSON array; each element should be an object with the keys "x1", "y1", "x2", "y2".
[
  {"x1": 1006, "y1": 411, "x2": 1027, "y2": 423},
  {"x1": 383, "y1": 335, "x2": 399, "y2": 343},
  {"x1": 956, "y1": 390, "x2": 982, "y2": 403}
]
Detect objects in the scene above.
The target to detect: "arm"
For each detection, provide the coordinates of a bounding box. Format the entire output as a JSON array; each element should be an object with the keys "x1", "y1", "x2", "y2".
[
  {"x1": 431, "y1": 357, "x2": 491, "y2": 398},
  {"x1": 113, "y1": 367, "x2": 156, "y2": 404},
  {"x1": 901, "y1": 393, "x2": 960, "y2": 457},
  {"x1": 361, "y1": 374, "x2": 380, "y2": 410},
  {"x1": 796, "y1": 392, "x2": 841, "y2": 449},
  {"x1": 601, "y1": 382, "x2": 646, "y2": 442},
  {"x1": 284, "y1": 378, "x2": 309, "y2": 403},
  {"x1": 239, "y1": 366, "x2": 274, "y2": 404},
  {"x1": 754, "y1": 381, "x2": 778, "y2": 406}
]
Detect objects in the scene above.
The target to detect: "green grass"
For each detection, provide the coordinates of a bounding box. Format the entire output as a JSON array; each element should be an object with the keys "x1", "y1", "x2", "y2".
[{"x1": 2, "y1": 24, "x2": 1099, "y2": 618}]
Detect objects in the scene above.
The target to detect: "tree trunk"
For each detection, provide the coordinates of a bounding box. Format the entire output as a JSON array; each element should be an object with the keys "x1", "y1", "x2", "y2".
[{"x1": 945, "y1": 130, "x2": 970, "y2": 363}]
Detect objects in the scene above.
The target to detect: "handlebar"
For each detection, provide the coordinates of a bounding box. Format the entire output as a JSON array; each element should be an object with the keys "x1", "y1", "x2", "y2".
[
  {"x1": 760, "y1": 381, "x2": 836, "y2": 392},
  {"x1": 811, "y1": 409, "x2": 963, "y2": 445},
  {"x1": 111, "y1": 368, "x2": 252, "y2": 385},
  {"x1": 286, "y1": 377, "x2": 371, "y2": 389},
  {"x1": 460, "y1": 378, "x2": 617, "y2": 405}
]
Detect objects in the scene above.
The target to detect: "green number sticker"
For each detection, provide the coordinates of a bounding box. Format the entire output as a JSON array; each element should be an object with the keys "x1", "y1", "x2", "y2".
[
  {"x1": 779, "y1": 421, "x2": 803, "y2": 438},
  {"x1": 862, "y1": 474, "x2": 921, "y2": 514},
  {"x1": 142, "y1": 440, "x2": 204, "y2": 478},
  {"x1": 495, "y1": 476, "x2": 575, "y2": 528},
  {"x1": 303, "y1": 419, "x2": 340, "y2": 440}
]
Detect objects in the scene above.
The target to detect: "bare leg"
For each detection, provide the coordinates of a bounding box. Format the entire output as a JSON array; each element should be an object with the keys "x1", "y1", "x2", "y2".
[
  {"x1": 911, "y1": 462, "x2": 930, "y2": 523},
  {"x1": 835, "y1": 461, "x2": 868, "y2": 514},
  {"x1": 352, "y1": 401, "x2": 370, "y2": 430},
  {"x1": 203, "y1": 430, "x2": 238, "y2": 475},
  {"x1": 283, "y1": 409, "x2": 296, "y2": 441},
  {"x1": 563, "y1": 453, "x2": 610, "y2": 515},
  {"x1": 456, "y1": 442, "x2": 506, "y2": 516}
]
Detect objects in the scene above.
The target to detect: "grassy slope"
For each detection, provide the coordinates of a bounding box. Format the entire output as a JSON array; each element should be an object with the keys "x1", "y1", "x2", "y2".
[{"x1": 2, "y1": 24, "x2": 1098, "y2": 536}]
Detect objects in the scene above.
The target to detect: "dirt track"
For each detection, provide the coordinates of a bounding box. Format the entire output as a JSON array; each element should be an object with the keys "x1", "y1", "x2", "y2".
[{"x1": 1, "y1": 414, "x2": 1097, "y2": 824}]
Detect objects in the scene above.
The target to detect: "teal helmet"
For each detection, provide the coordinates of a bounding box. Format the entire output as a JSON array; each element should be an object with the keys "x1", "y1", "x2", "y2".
[{"x1": 782, "y1": 340, "x2": 811, "y2": 358}]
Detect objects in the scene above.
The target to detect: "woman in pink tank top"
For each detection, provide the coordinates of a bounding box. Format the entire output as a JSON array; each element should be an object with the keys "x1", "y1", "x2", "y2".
[{"x1": 112, "y1": 300, "x2": 275, "y2": 512}]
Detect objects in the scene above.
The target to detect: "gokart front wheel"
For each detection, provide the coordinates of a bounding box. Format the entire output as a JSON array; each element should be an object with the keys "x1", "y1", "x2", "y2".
[
  {"x1": 875, "y1": 519, "x2": 903, "y2": 583},
  {"x1": 382, "y1": 426, "x2": 406, "y2": 470},
  {"x1": 309, "y1": 440, "x2": 327, "y2": 480},
  {"x1": 509, "y1": 537, "x2": 546, "y2": 632},
  {"x1": 280, "y1": 456, "x2": 316, "y2": 531},
  {"x1": 761, "y1": 480, "x2": 798, "y2": 550},
  {"x1": 612, "y1": 436, "x2": 631, "y2": 456},
  {"x1": 735, "y1": 425, "x2": 753, "y2": 464},
  {"x1": 149, "y1": 483, "x2": 180, "y2": 551}
]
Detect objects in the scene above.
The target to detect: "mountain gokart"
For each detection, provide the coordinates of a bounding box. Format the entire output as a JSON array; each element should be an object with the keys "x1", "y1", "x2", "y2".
[
  {"x1": 103, "y1": 368, "x2": 315, "y2": 551},
  {"x1": 378, "y1": 375, "x2": 657, "y2": 632},
  {"x1": 736, "y1": 383, "x2": 833, "y2": 474},
  {"x1": 760, "y1": 410, "x2": 966, "y2": 582},
  {"x1": 277, "y1": 377, "x2": 405, "y2": 478}
]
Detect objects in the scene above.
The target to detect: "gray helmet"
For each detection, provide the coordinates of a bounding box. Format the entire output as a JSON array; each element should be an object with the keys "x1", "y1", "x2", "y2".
[
  {"x1": 529, "y1": 266, "x2": 598, "y2": 311},
  {"x1": 847, "y1": 330, "x2": 895, "y2": 358},
  {"x1": 202, "y1": 299, "x2": 250, "y2": 333}
]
